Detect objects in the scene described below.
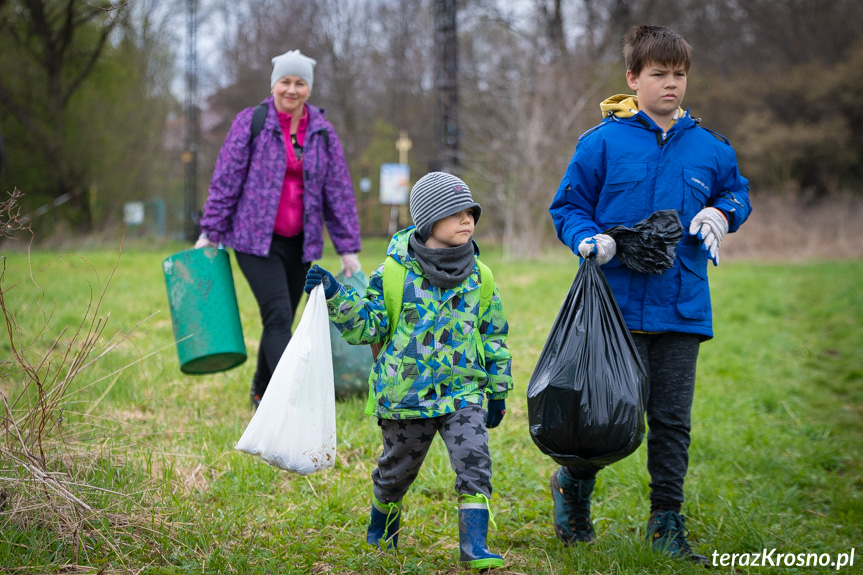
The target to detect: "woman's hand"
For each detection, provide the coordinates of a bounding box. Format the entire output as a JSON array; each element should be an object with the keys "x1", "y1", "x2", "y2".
[
  {"x1": 340, "y1": 253, "x2": 361, "y2": 277},
  {"x1": 195, "y1": 234, "x2": 218, "y2": 249}
]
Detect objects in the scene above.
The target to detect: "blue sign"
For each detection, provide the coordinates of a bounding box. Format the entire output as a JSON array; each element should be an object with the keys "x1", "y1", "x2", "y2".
[{"x1": 379, "y1": 163, "x2": 410, "y2": 205}]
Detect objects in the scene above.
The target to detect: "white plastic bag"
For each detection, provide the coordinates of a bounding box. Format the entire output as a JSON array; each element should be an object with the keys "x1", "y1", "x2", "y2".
[{"x1": 235, "y1": 285, "x2": 336, "y2": 475}]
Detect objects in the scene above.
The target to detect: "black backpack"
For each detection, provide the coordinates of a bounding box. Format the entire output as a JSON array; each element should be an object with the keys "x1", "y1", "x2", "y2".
[
  {"x1": 249, "y1": 103, "x2": 328, "y2": 147},
  {"x1": 250, "y1": 104, "x2": 268, "y2": 142}
]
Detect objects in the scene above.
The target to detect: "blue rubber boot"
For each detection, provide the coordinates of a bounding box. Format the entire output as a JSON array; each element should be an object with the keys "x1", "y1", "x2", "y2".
[
  {"x1": 458, "y1": 494, "x2": 505, "y2": 570},
  {"x1": 366, "y1": 497, "x2": 401, "y2": 551},
  {"x1": 550, "y1": 468, "x2": 595, "y2": 544}
]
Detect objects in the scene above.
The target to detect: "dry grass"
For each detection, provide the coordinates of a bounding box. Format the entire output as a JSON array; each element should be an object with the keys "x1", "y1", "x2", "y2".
[
  {"x1": 0, "y1": 195, "x2": 171, "y2": 570},
  {"x1": 722, "y1": 190, "x2": 863, "y2": 261}
]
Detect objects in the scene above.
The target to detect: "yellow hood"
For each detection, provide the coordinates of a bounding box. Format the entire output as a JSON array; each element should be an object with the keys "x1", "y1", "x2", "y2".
[
  {"x1": 599, "y1": 94, "x2": 685, "y2": 130},
  {"x1": 600, "y1": 94, "x2": 640, "y2": 118}
]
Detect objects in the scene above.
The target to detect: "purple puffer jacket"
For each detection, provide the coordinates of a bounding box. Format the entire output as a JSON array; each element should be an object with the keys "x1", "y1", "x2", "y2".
[{"x1": 200, "y1": 96, "x2": 361, "y2": 261}]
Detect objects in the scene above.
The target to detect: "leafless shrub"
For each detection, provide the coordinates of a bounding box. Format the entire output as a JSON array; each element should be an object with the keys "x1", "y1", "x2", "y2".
[
  {"x1": 0, "y1": 217, "x2": 168, "y2": 566},
  {"x1": 0, "y1": 188, "x2": 32, "y2": 240}
]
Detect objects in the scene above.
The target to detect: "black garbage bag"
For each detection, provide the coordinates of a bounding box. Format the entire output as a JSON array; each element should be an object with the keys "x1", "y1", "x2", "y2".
[
  {"x1": 604, "y1": 209, "x2": 683, "y2": 274},
  {"x1": 527, "y1": 258, "x2": 648, "y2": 471},
  {"x1": 330, "y1": 270, "x2": 374, "y2": 398}
]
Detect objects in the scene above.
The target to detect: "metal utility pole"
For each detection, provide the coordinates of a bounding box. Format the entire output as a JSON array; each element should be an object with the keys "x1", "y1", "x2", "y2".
[
  {"x1": 183, "y1": 0, "x2": 200, "y2": 242},
  {"x1": 434, "y1": 0, "x2": 459, "y2": 175}
]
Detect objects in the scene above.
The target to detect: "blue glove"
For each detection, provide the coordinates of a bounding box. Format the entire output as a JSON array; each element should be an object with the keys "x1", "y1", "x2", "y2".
[
  {"x1": 304, "y1": 265, "x2": 339, "y2": 299},
  {"x1": 485, "y1": 399, "x2": 506, "y2": 429}
]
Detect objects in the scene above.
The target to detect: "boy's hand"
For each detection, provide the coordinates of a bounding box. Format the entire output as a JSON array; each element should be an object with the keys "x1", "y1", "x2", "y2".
[
  {"x1": 304, "y1": 265, "x2": 340, "y2": 299},
  {"x1": 578, "y1": 234, "x2": 616, "y2": 265},
  {"x1": 485, "y1": 399, "x2": 506, "y2": 429},
  {"x1": 689, "y1": 207, "x2": 728, "y2": 266}
]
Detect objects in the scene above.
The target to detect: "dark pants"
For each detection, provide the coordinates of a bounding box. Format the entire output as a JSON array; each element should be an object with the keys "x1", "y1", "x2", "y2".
[
  {"x1": 566, "y1": 332, "x2": 701, "y2": 514},
  {"x1": 234, "y1": 234, "x2": 309, "y2": 396},
  {"x1": 372, "y1": 405, "x2": 493, "y2": 504}
]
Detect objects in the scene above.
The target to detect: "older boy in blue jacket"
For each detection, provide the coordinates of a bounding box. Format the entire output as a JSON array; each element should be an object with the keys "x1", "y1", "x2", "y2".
[{"x1": 548, "y1": 24, "x2": 751, "y2": 564}]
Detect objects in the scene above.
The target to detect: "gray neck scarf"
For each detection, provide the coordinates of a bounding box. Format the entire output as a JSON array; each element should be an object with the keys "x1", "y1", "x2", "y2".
[{"x1": 409, "y1": 232, "x2": 477, "y2": 289}]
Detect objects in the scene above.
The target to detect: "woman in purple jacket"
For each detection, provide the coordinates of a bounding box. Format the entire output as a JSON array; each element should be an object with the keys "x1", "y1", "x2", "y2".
[{"x1": 196, "y1": 49, "x2": 362, "y2": 408}]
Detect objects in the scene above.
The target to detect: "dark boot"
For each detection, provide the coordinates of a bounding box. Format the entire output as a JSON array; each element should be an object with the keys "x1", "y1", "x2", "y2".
[
  {"x1": 646, "y1": 510, "x2": 709, "y2": 565},
  {"x1": 366, "y1": 497, "x2": 401, "y2": 551},
  {"x1": 458, "y1": 494, "x2": 504, "y2": 570},
  {"x1": 550, "y1": 468, "x2": 595, "y2": 544},
  {"x1": 250, "y1": 377, "x2": 266, "y2": 410}
]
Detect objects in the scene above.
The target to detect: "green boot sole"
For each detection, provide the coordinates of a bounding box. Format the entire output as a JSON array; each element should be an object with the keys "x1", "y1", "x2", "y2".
[{"x1": 463, "y1": 556, "x2": 505, "y2": 570}]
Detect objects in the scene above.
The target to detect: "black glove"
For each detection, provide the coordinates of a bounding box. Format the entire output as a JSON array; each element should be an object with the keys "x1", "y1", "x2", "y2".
[
  {"x1": 485, "y1": 399, "x2": 506, "y2": 429},
  {"x1": 304, "y1": 265, "x2": 339, "y2": 299}
]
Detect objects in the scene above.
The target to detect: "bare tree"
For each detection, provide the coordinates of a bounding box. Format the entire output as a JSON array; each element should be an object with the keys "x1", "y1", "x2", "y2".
[
  {"x1": 457, "y1": 2, "x2": 616, "y2": 257},
  {"x1": 177, "y1": 0, "x2": 863, "y2": 246},
  {"x1": 0, "y1": 0, "x2": 126, "y2": 232},
  {"x1": 199, "y1": 0, "x2": 436, "y2": 199},
  {"x1": 537, "y1": 0, "x2": 567, "y2": 60}
]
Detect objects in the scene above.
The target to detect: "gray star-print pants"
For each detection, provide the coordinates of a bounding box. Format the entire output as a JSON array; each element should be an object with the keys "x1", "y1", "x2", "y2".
[{"x1": 372, "y1": 404, "x2": 492, "y2": 504}]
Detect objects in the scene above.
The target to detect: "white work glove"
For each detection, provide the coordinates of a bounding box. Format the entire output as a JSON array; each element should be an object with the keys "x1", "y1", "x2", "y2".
[
  {"x1": 340, "y1": 253, "x2": 361, "y2": 278},
  {"x1": 689, "y1": 207, "x2": 728, "y2": 266},
  {"x1": 578, "y1": 234, "x2": 616, "y2": 265},
  {"x1": 194, "y1": 233, "x2": 217, "y2": 249}
]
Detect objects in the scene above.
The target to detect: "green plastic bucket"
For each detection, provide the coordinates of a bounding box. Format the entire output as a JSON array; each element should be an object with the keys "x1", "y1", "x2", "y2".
[{"x1": 163, "y1": 247, "x2": 247, "y2": 374}]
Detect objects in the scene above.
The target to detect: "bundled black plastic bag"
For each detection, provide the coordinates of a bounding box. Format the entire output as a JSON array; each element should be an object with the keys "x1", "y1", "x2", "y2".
[
  {"x1": 527, "y1": 258, "x2": 648, "y2": 470},
  {"x1": 604, "y1": 209, "x2": 683, "y2": 274}
]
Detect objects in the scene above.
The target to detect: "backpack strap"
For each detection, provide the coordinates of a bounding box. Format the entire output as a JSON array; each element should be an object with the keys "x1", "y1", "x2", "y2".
[
  {"x1": 250, "y1": 104, "x2": 268, "y2": 142},
  {"x1": 381, "y1": 256, "x2": 407, "y2": 338},
  {"x1": 378, "y1": 256, "x2": 492, "y2": 351},
  {"x1": 317, "y1": 127, "x2": 330, "y2": 149},
  {"x1": 365, "y1": 256, "x2": 406, "y2": 415},
  {"x1": 242, "y1": 104, "x2": 269, "y2": 184},
  {"x1": 475, "y1": 259, "x2": 494, "y2": 365},
  {"x1": 364, "y1": 256, "x2": 495, "y2": 416},
  {"x1": 476, "y1": 259, "x2": 494, "y2": 319},
  {"x1": 366, "y1": 257, "x2": 404, "y2": 363}
]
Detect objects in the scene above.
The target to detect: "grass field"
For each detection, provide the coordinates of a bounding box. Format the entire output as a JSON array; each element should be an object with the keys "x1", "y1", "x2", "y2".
[{"x1": 1, "y1": 238, "x2": 861, "y2": 574}]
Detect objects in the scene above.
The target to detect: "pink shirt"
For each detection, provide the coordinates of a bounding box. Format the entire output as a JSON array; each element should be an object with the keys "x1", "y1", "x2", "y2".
[{"x1": 273, "y1": 107, "x2": 307, "y2": 237}]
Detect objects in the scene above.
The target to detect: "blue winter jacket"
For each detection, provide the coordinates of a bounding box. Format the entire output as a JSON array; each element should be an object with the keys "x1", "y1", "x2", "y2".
[{"x1": 549, "y1": 96, "x2": 752, "y2": 338}]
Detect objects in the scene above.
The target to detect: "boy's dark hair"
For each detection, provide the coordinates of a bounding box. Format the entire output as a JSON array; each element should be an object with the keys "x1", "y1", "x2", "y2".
[{"x1": 623, "y1": 24, "x2": 691, "y2": 76}]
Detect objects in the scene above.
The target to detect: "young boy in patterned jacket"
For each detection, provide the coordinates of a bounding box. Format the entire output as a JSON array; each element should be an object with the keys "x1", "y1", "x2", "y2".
[{"x1": 304, "y1": 172, "x2": 513, "y2": 570}]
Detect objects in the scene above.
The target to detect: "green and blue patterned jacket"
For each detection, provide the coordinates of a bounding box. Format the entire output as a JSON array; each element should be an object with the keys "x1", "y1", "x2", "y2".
[{"x1": 327, "y1": 227, "x2": 513, "y2": 420}]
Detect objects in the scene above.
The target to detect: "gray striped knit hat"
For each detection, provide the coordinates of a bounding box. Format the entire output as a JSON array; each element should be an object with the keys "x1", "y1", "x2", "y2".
[{"x1": 409, "y1": 172, "x2": 482, "y2": 240}]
